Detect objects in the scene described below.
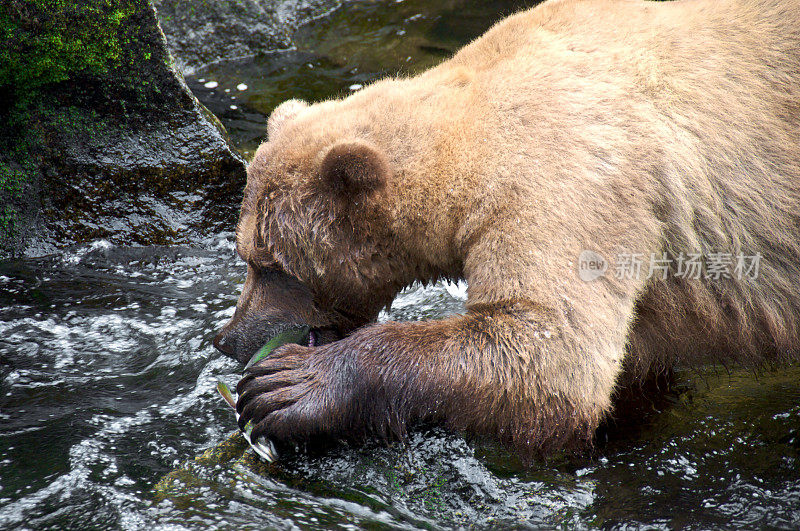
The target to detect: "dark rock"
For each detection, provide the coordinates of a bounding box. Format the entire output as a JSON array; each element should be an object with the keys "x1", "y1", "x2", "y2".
[
  {"x1": 152, "y1": 0, "x2": 345, "y2": 74},
  {"x1": 0, "y1": 0, "x2": 246, "y2": 258}
]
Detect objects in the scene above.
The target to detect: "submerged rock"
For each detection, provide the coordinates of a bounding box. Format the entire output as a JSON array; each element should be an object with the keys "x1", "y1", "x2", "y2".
[
  {"x1": 0, "y1": 0, "x2": 246, "y2": 258},
  {"x1": 154, "y1": 365, "x2": 800, "y2": 528},
  {"x1": 152, "y1": 0, "x2": 345, "y2": 74}
]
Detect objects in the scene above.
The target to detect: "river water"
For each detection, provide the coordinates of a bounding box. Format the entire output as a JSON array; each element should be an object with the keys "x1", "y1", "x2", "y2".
[{"x1": 2, "y1": 0, "x2": 800, "y2": 528}]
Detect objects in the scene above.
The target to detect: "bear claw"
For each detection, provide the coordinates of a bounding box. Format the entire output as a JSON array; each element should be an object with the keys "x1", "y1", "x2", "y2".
[{"x1": 236, "y1": 343, "x2": 323, "y2": 440}]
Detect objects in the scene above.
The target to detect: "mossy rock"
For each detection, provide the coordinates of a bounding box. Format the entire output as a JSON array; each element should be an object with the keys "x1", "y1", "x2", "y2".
[
  {"x1": 154, "y1": 431, "x2": 265, "y2": 504},
  {"x1": 152, "y1": 365, "x2": 800, "y2": 528},
  {"x1": 0, "y1": 0, "x2": 246, "y2": 257}
]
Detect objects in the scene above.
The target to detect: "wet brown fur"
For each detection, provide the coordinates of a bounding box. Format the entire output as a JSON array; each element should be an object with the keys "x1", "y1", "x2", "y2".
[{"x1": 217, "y1": 0, "x2": 800, "y2": 458}]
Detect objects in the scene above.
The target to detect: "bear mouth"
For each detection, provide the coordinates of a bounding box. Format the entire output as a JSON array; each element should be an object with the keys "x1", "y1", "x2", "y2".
[
  {"x1": 246, "y1": 325, "x2": 341, "y2": 366},
  {"x1": 308, "y1": 329, "x2": 317, "y2": 347},
  {"x1": 306, "y1": 326, "x2": 342, "y2": 347}
]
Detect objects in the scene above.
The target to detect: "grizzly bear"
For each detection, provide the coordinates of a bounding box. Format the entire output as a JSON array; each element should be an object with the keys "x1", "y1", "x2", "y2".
[{"x1": 213, "y1": 0, "x2": 800, "y2": 457}]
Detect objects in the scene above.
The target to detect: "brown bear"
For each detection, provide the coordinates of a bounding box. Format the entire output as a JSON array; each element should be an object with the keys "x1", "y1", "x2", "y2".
[{"x1": 213, "y1": 0, "x2": 800, "y2": 457}]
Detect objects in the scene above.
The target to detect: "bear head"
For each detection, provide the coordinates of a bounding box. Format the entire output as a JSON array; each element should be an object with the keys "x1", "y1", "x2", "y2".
[{"x1": 213, "y1": 98, "x2": 409, "y2": 363}]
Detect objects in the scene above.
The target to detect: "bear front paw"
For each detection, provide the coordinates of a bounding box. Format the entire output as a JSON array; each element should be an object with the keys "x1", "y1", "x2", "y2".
[{"x1": 235, "y1": 343, "x2": 354, "y2": 443}]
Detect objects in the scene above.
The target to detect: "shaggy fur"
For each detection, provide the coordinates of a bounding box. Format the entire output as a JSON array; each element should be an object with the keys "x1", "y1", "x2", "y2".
[{"x1": 214, "y1": 0, "x2": 800, "y2": 458}]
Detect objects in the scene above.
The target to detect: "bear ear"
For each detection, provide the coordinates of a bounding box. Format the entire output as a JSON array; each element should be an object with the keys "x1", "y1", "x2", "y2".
[
  {"x1": 267, "y1": 99, "x2": 308, "y2": 140},
  {"x1": 319, "y1": 140, "x2": 390, "y2": 194}
]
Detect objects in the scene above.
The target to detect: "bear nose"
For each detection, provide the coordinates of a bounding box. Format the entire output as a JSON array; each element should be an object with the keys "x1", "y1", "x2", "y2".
[{"x1": 213, "y1": 329, "x2": 235, "y2": 357}]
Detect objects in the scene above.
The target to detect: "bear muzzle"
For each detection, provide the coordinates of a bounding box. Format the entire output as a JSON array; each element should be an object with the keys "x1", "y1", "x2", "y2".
[
  {"x1": 213, "y1": 315, "x2": 343, "y2": 364},
  {"x1": 212, "y1": 267, "x2": 372, "y2": 363}
]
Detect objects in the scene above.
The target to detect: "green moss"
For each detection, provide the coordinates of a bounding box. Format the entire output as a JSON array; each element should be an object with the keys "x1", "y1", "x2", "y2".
[
  {"x1": 0, "y1": 167, "x2": 20, "y2": 226},
  {"x1": 0, "y1": 0, "x2": 139, "y2": 97},
  {"x1": 0, "y1": 166, "x2": 25, "y2": 194},
  {"x1": 0, "y1": 1, "x2": 150, "y2": 255},
  {"x1": 0, "y1": 165, "x2": 25, "y2": 246},
  {"x1": 385, "y1": 463, "x2": 451, "y2": 514},
  {"x1": 0, "y1": 100, "x2": 41, "y2": 253}
]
